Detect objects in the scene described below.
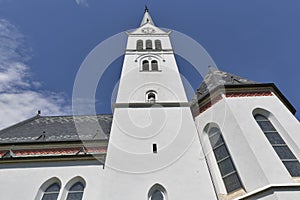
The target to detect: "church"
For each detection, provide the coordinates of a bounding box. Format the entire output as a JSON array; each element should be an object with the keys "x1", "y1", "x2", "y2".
[{"x1": 0, "y1": 8, "x2": 300, "y2": 200}]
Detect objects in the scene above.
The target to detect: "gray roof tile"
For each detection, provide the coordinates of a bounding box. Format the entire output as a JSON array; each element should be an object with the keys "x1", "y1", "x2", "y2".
[
  {"x1": 0, "y1": 114, "x2": 112, "y2": 144},
  {"x1": 192, "y1": 66, "x2": 257, "y2": 102}
]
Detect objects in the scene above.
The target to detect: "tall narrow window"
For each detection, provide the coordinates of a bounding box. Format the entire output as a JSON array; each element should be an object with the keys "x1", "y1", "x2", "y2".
[
  {"x1": 146, "y1": 40, "x2": 152, "y2": 50},
  {"x1": 151, "y1": 60, "x2": 158, "y2": 71},
  {"x1": 137, "y1": 40, "x2": 143, "y2": 51},
  {"x1": 208, "y1": 127, "x2": 243, "y2": 193},
  {"x1": 142, "y1": 60, "x2": 150, "y2": 71},
  {"x1": 155, "y1": 40, "x2": 162, "y2": 50},
  {"x1": 42, "y1": 183, "x2": 60, "y2": 200},
  {"x1": 66, "y1": 182, "x2": 85, "y2": 200},
  {"x1": 254, "y1": 114, "x2": 300, "y2": 177},
  {"x1": 153, "y1": 144, "x2": 158, "y2": 153},
  {"x1": 148, "y1": 184, "x2": 166, "y2": 200}
]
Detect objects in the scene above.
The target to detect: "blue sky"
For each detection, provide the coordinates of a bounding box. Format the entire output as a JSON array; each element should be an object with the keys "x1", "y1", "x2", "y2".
[{"x1": 0, "y1": 0, "x2": 299, "y2": 128}]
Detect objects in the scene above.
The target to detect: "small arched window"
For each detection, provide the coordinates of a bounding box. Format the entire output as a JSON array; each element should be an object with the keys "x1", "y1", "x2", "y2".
[
  {"x1": 142, "y1": 60, "x2": 150, "y2": 71},
  {"x1": 66, "y1": 182, "x2": 85, "y2": 200},
  {"x1": 151, "y1": 60, "x2": 158, "y2": 71},
  {"x1": 146, "y1": 90, "x2": 157, "y2": 103},
  {"x1": 137, "y1": 40, "x2": 143, "y2": 51},
  {"x1": 42, "y1": 183, "x2": 60, "y2": 200},
  {"x1": 155, "y1": 40, "x2": 162, "y2": 50},
  {"x1": 150, "y1": 189, "x2": 164, "y2": 200},
  {"x1": 146, "y1": 40, "x2": 153, "y2": 50},
  {"x1": 208, "y1": 126, "x2": 243, "y2": 193},
  {"x1": 254, "y1": 114, "x2": 300, "y2": 177},
  {"x1": 148, "y1": 184, "x2": 166, "y2": 200}
]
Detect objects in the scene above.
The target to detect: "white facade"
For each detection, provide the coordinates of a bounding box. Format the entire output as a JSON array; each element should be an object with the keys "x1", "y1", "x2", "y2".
[
  {"x1": 0, "y1": 9, "x2": 300, "y2": 200},
  {"x1": 194, "y1": 91, "x2": 300, "y2": 199},
  {"x1": 105, "y1": 9, "x2": 217, "y2": 200}
]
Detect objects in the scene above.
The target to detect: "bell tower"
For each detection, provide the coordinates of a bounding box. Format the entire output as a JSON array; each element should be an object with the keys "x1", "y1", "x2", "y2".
[{"x1": 103, "y1": 8, "x2": 218, "y2": 200}]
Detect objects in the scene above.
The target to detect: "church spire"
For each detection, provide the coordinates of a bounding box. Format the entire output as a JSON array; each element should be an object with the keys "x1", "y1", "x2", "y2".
[{"x1": 140, "y1": 6, "x2": 155, "y2": 26}]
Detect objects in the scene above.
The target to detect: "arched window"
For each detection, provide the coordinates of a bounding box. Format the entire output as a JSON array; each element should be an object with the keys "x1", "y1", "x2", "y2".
[
  {"x1": 146, "y1": 90, "x2": 157, "y2": 103},
  {"x1": 254, "y1": 114, "x2": 300, "y2": 177},
  {"x1": 150, "y1": 189, "x2": 164, "y2": 200},
  {"x1": 148, "y1": 184, "x2": 166, "y2": 200},
  {"x1": 66, "y1": 182, "x2": 85, "y2": 200},
  {"x1": 151, "y1": 60, "x2": 158, "y2": 71},
  {"x1": 41, "y1": 182, "x2": 61, "y2": 200},
  {"x1": 208, "y1": 126, "x2": 243, "y2": 193},
  {"x1": 142, "y1": 60, "x2": 150, "y2": 71},
  {"x1": 146, "y1": 40, "x2": 152, "y2": 50},
  {"x1": 155, "y1": 40, "x2": 162, "y2": 50},
  {"x1": 137, "y1": 40, "x2": 143, "y2": 51}
]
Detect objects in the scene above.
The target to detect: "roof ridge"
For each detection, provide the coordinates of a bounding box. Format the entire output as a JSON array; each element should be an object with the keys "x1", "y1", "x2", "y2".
[{"x1": 33, "y1": 114, "x2": 113, "y2": 118}]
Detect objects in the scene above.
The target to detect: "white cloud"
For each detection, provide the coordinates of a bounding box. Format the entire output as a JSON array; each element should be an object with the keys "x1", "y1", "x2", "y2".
[
  {"x1": 0, "y1": 19, "x2": 71, "y2": 129},
  {"x1": 75, "y1": 0, "x2": 89, "y2": 7}
]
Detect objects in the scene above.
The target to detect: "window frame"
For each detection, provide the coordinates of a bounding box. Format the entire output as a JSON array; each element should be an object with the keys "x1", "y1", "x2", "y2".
[
  {"x1": 146, "y1": 90, "x2": 157, "y2": 103},
  {"x1": 154, "y1": 39, "x2": 162, "y2": 50},
  {"x1": 35, "y1": 177, "x2": 62, "y2": 200},
  {"x1": 254, "y1": 113, "x2": 300, "y2": 177},
  {"x1": 137, "y1": 40, "x2": 143, "y2": 51},
  {"x1": 206, "y1": 125, "x2": 243, "y2": 193},
  {"x1": 66, "y1": 181, "x2": 85, "y2": 200},
  {"x1": 148, "y1": 184, "x2": 167, "y2": 200},
  {"x1": 61, "y1": 176, "x2": 86, "y2": 200},
  {"x1": 146, "y1": 39, "x2": 153, "y2": 50},
  {"x1": 140, "y1": 58, "x2": 160, "y2": 72}
]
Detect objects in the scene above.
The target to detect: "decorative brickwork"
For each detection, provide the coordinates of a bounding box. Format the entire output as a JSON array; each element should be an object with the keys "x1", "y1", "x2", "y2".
[{"x1": 225, "y1": 91, "x2": 273, "y2": 98}]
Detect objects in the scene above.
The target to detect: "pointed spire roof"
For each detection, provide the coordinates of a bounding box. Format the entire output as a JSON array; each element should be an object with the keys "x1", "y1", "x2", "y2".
[
  {"x1": 140, "y1": 6, "x2": 155, "y2": 26},
  {"x1": 193, "y1": 66, "x2": 258, "y2": 101}
]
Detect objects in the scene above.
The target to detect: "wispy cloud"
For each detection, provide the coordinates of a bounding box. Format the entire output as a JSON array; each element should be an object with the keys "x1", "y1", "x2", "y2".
[
  {"x1": 75, "y1": 0, "x2": 89, "y2": 7},
  {"x1": 0, "y1": 19, "x2": 70, "y2": 129}
]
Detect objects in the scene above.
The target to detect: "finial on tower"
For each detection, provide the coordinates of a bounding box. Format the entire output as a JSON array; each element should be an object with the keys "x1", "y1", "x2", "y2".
[{"x1": 140, "y1": 6, "x2": 155, "y2": 26}]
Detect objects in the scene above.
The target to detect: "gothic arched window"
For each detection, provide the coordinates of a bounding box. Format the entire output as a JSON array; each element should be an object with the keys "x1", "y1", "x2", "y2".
[
  {"x1": 142, "y1": 60, "x2": 150, "y2": 71},
  {"x1": 155, "y1": 40, "x2": 162, "y2": 50},
  {"x1": 208, "y1": 127, "x2": 243, "y2": 193},
  {"x1": 66, "y1": 182, "x2": 85, "y2": 200},
  {"x1": 148, "y1": 184, "x2": 166, "y2": 200},
  {"x1": 146, "y1": 40, "x2": 153, "y2": 50},
  {"x1": 151, "y1": 60, "x2": 158, "y2": 71},
  {"x1": 41, "y1": 182, "x2": 61, "y2": 200},
  {"x1": 137, "y1": 40, "x2": 143, "y2": 51},
  {"x1": 254, "y1": 114, "x2": 300, "y2": 177}
]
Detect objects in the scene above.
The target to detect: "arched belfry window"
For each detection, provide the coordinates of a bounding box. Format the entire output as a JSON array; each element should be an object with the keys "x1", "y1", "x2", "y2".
[
  {"x1": 155, "y1": 40, "x2": 162, "y2": 50},
  {"x1": 146, "y1": 90, "x2": 157, "y2": 103},
  {"x1": 137, "y1": 40, "x2": 143, "y2": 51},
  {"x1": 41, "y1": 182, "x2": 61, "y2": 200},
  {"x1": 143, "y1": 60, "x2": 150, "y2": 71},
  {"x1": 207, "y1": 126, "x2": 243, "y2": 193},
  {"x1": 254, "y1": 114, "x2": 300, "y2": 177},
  {"x1": 148, "y1": 184, "x2": 167, "y2": 200},
  {"x1": 151, "y1": 60, "x2": 158, "y2": 71},
  {"x1": 141, "y1": 59, "x2": 160, "y2": 72},
  {"x1": 66, "y1": 182, "x2": 85, "y2": 200},
  {"x1": 146, "y1": 39, "x2": 153, "y2": 50}
]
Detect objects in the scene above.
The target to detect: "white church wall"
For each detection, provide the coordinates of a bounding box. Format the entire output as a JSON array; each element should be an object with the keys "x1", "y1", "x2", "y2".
[
  {"x1": 195, "y1": 93, "x2": 300, "y2": 198},
  {"x1": 0, "y1": 161, "x2": 104, "y2": 200},
  {"x1": 104, "y1": 107, "x2": 218, "y2": 199}
]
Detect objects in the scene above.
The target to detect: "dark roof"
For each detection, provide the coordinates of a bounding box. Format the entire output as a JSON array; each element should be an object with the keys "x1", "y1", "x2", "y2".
[
  {"x1": 0, "y1": 114, "x2": 112, "y2": 144},
  {"x1": 192, "y1": 66, "x2": 258, "y2": 102}
]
